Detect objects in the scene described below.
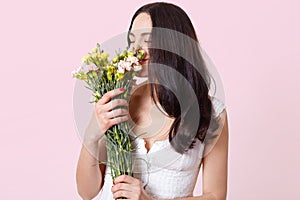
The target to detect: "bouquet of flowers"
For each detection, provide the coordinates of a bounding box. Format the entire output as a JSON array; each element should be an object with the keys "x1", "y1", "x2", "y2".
[{"x1": 72, "y1": 43, "x2": 145, "y2": 183}]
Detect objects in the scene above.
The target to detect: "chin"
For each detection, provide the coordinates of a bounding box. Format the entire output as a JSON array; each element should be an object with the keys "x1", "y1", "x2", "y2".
[
  {"x1": 136, "y1": 63, "x2": 148, "y2": 77},
  {"x1": 135, "y1": 71, "x2": 148, "y2": 77}
]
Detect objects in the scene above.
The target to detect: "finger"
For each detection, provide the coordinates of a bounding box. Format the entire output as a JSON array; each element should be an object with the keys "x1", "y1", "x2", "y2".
[
  {"x1": 114, "y1": 175, "x2": 136, "y2": 184},
  {"x1": 112, "y1": 190, "x2": 133, "y2": 199},
  {"x1": 109, "y1": 114, "x2": 131, "y2": 126},
  {"x1": 104, "y1": 98, "x2": 128, "y2": 112},
  {"x1": 107, "y1": 108, "x2": 129, "y2": 119},
  {"x1": 111, "y1": 182, "x2": 134, "y2": 193},
  {"x1": 97, "y1": 88, "x2": 125, "y2": 106}
]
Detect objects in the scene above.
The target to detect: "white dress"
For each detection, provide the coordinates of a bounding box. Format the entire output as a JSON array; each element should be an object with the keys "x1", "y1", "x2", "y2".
[{"x1": 96, "y1": 96, "x2": 226, "y2": 199}]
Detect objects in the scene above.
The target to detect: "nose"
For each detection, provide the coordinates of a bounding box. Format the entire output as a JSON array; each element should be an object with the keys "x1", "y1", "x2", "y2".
[{"x1": 129, "y1": 41, "x2": 142, "y2": 50}]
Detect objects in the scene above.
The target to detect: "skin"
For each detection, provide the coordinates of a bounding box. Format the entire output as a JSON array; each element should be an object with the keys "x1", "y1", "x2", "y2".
[{"x1": 76, "y1": 12, "x2": 229, "y2": 200}]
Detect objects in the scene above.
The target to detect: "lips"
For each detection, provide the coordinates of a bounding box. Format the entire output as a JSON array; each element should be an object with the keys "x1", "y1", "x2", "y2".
[{"x1": 140, "y1": 58, "x2": 149, "y2": 65}]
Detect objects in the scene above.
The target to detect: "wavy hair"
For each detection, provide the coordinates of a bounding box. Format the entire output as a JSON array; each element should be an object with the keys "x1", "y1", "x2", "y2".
[{"x1": 127, "y1": 2, "x2": 219, "y2": 154}]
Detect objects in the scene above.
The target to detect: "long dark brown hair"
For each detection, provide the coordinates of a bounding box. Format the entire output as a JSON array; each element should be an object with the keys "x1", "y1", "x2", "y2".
[{"x1": 127, "y1": 2, "x2": 219, "y2": 154}]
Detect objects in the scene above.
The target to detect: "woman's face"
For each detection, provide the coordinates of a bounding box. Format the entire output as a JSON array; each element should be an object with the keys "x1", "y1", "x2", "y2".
[{"x1": 129, "y1": 13, "x2": 152, "y2": 77}]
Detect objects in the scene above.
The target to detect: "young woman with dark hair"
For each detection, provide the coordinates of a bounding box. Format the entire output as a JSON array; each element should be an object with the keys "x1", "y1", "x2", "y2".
[{"x1": 76, "y1": 2, "x2": 229, "y2": 200}]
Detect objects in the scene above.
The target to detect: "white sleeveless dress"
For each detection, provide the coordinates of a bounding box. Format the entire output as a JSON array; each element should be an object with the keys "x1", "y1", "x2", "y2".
[{"x1": 96, "y1": 96, "x2": 226, "y2": 199}]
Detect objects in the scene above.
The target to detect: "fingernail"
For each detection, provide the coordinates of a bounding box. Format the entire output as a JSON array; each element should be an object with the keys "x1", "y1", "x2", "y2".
[{"x1": 119, "y1": 88, "x2": 125, "y2": 91}]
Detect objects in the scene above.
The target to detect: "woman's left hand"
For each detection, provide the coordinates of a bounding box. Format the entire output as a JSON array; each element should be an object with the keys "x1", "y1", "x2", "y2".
[{"x1": 111, "y1": 175, "x2": 154, "y2": 200}]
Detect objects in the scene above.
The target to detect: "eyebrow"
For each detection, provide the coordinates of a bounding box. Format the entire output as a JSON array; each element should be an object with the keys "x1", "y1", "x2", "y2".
[{"x1": 129, "y1": 32, "x2": 151, "y2": 37}]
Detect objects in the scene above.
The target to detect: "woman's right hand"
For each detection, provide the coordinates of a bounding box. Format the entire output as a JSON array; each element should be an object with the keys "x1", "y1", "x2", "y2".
[{"x1": 84, "y1": 88, "x2": 130, "y2": 144}]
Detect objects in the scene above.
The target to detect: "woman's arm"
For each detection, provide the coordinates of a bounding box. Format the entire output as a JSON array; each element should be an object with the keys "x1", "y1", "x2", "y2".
[
  {"x1": 157, "y1": 109, "x2": 229, "y2": 200},
  {"x1": 201, "y1": 109, "x2": 228, "y2": 200},
  {"x1": 76, "y1": 136, "x2": 107, "y2": 200}
]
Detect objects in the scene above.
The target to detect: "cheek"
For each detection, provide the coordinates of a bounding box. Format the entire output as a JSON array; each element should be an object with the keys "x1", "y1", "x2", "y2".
[
  {"x1": 144, "y1": 49, "x2": 150, "y2": 59},
  {"x1": 145, "y1": 52, "x2": 149, "y2": 59}
]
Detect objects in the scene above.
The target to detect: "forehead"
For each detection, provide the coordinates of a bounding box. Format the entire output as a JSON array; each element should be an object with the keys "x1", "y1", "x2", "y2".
[{"x1": 131, "y1": 13, "x2": 152, "y2": 35}]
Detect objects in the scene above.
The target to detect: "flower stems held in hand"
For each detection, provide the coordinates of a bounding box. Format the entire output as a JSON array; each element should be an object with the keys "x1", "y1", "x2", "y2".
[{"x1": 72, "y1": 43, "x2": 145, "y2": 188}]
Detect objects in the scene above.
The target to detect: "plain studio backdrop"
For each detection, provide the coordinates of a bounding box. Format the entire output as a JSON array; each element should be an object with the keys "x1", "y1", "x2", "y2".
[{"x1": 0, "y1": 0, "x2": 299, "y2": 199}]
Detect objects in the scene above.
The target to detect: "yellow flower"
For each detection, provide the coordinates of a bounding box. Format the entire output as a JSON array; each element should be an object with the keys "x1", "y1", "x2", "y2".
[
  {"x1": 92, "y1": 48, "x2": 98, "y2": 53},
  {"x1": 100, "y1": 53, "x2": 109, "y2": 60},
  {"x1": 109, "y1": 65, "x2": 114, "y2": 72},
  {"x1": 120, "y1": 52, "x2": 127, "y2": 58},
  {"x1": 82, "y1": 55, "x2": 89, "y2": 63},
  {"x1": 112, "y1": 56, "x2": 119, "y2": 63},
  {"x1": 115, "y1": 73, "x2": 124, "y2": 81},
  {"x1": 127, "y1": 52, "x2": 134, "y2": 57},
  {"x1": 107, "y1": 71, "x2": 112, "y2": 81}
]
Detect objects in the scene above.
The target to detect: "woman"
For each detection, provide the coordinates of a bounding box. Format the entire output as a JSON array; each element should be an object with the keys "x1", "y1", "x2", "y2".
[{"x1": 76, "y1": 2, "x2": 228, "y2": 200}]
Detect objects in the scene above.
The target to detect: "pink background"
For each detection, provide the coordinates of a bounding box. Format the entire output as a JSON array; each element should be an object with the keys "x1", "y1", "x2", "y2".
[{"x1": 0, "y1": 0, "x2": 299, "y2": 199}]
